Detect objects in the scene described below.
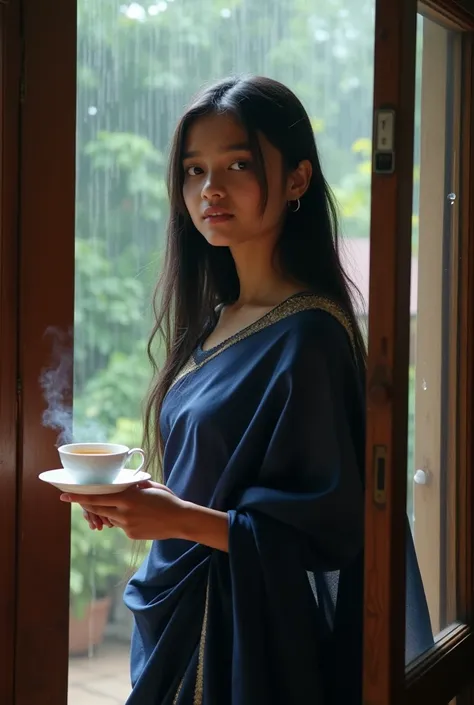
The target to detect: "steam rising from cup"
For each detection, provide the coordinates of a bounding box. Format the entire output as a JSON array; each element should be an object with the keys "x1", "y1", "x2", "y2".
[
  {"x1": 40, "y1": 328, "x2": 74, "y2": 447},
  {"x1": 41, "y1": 328, "x2": 109, "y2": 446}
]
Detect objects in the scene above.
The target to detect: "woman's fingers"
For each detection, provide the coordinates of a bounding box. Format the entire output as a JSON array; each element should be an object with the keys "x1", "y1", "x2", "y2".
[
  {"x1": 81, "y1": 508, "x2": 113, "y2": 530},
  {"x1": 82, "y1": 508, "x2": 93, "y2": 528},
  {"x1": 136, "y1": 479, "x2": 175, "y2": 495},
  {"x1": 83, "y1": 508, "x2": 102, "y2": 530}
]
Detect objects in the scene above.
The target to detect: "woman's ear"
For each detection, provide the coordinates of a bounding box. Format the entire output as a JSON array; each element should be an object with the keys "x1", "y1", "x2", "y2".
[{"x1": 286, "y1": 159, "x2": 312, "y2": 201}]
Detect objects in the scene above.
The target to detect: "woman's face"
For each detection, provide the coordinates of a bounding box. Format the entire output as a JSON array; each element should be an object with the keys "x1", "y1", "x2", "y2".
[{"x1": 182, "y1": 112, "x2": 294, "y2": 249}]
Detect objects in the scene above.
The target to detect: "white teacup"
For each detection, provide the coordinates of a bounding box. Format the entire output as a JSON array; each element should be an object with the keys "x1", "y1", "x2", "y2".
[{"x1": 58, "y1": 443, "x2": 146, "y2": 485}]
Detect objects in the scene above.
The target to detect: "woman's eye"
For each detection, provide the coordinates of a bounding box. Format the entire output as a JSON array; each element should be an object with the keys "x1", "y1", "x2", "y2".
[
  {"x1": 229, "y1": 160, "x2": 249, "y2": 171},
  {"x1": 186, "y1": 165, "x2": 203, "y2": 176}
]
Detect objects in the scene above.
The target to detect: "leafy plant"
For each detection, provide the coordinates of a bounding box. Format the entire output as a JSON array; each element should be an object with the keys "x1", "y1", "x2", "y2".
[{"x1": 70, "y1": 504, "x2": 133, "y2": 619}]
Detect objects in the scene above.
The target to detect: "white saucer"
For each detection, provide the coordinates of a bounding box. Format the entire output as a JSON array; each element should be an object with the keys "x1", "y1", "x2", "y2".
[{"x1": 39, "y1": 468, "x2": 151, "y2": 495}]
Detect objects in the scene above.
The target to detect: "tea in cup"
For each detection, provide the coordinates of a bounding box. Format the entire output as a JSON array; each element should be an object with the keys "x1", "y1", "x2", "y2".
[{"x1": 58, "y1": 443, "x2": 145, "y2": 485}]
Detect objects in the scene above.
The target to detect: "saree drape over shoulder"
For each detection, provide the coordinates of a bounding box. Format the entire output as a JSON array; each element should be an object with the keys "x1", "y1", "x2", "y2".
[{"x1": 123, "y1": 294, "x2": 433, "y2": 705}]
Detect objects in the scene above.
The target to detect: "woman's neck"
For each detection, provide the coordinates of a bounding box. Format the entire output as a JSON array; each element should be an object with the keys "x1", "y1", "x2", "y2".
[{"x1": 230, "y1": 242, "x2": 305, "y2": 308}]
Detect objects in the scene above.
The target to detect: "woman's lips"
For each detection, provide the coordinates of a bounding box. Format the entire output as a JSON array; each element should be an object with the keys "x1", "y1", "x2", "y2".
[
  {"x1": 204, "y1": 213, "x2": 234, "y2": 224},
  {"x1": 202, "y1": 207, "x2": 234, "y2": 224}
]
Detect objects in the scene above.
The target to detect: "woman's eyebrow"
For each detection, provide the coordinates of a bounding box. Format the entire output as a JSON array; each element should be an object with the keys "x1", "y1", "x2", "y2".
[{"x1": 182, "y1": 142, "x2": 251, "y2": 160}]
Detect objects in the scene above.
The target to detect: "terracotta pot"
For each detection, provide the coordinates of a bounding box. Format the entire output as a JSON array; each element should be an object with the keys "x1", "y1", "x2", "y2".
[{"x1": 69, "y1": 595, "x2": 112, "y2": 656}]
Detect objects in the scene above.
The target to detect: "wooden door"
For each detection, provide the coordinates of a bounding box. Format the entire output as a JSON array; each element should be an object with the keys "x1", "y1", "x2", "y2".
[{"x1": 364, "y1": 1, "x2": 474, "y2": 704}]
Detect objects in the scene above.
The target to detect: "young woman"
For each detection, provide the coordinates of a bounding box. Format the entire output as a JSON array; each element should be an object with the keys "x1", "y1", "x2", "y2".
[{"x1": 62, "y1": 75, "x2": 433, "y2": 704}]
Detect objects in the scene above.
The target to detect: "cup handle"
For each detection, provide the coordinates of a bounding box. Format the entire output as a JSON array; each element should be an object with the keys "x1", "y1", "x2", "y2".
[{"x1": 125, "y1": 448, "x2": 146, "y2": 475}]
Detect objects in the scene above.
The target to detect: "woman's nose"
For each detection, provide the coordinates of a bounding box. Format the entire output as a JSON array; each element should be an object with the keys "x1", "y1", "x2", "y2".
[{"x1": 201, "y1": 173, "x2": 226, "y2": 200}]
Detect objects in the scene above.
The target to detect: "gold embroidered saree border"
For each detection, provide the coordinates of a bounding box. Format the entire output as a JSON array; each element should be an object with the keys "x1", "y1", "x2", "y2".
[
  {"x1": 169, "y1": 295, "x2": 355, "y2": 392},
  {"x1": 172, "y1": 576, "x2": 210, "y2": 705}
]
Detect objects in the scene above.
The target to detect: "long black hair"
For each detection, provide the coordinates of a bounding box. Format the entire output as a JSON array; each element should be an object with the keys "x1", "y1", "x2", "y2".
[{"x1": 143, "y1": 75, "x2": 366, "y2": 479}]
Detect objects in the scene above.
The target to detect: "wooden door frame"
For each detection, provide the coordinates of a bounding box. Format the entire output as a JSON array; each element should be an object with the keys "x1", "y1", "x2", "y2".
[
  {"x1": 364, "y1": 1, "x2": 474, "y2": 704},
  {"x1": 0, "y1": 2, "x2": 21, "y2": 704},
  {"x1": 11, "y1": 0, "x2": 76, "y2": 704}
]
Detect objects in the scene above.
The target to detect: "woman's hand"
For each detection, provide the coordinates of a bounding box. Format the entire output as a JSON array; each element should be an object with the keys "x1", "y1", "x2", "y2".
[
  {"x1": 61, "y1": 480, "x2": 187, "y2": 541},
  {"x1": 81, "y1": 509, "x2": 114, "y2": 531},
  {"x1": 62, "y1": 480, "x2": 230, "y2": 551}
]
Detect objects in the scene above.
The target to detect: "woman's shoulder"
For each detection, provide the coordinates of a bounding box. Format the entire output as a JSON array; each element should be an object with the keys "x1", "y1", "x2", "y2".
[
  {"x1": 272, "y1": 297, "x2": 356, "y2": 360},
  {"x1": 267, "y1": 304, "x2": 363, "y2": 394}
]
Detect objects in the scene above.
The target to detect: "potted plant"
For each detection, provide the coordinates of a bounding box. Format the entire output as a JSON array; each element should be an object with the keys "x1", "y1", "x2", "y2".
[{"x1": 69, "y1": 503, "x2": 132, "y2": 656}]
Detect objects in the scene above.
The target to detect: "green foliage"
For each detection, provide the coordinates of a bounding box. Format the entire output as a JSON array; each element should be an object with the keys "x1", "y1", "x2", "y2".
[
  {"x1": 70, "y1": 504, "x2": 133, "y2": 619},
  {"x1": 75, "y1": 238, "x2": 146, "y2": 357},
  {"x1": 84, "y1": 131, "x2": 166, "y2": 223},
  {"x1": 109, "y1": 418, "x2": 145, "y2": 451}
]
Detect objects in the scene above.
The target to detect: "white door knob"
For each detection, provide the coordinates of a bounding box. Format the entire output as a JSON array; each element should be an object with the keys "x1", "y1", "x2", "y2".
[{"x1": 414, "y1": 469, "x2": 428, "y2": 485}]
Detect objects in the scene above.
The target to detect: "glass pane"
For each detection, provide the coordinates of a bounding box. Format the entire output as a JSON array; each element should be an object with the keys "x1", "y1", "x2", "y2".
[
  {"x1": 407, "y1": 10, "x2": 462, "y2": 658},
  {"x1": 70, "y1": 0, "x2": 375, "y2": 702}
]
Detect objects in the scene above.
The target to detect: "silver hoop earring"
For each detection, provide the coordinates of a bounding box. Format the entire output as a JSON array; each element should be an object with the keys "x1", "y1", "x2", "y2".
[{"x1": 288, "y1": 199, "x2": 301, "y2": 213}]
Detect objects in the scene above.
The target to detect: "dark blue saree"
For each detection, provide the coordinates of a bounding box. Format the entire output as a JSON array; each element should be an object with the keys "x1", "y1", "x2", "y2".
[{"x1": 123, "y1": 294, "x2": 433, "y2": 705}]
